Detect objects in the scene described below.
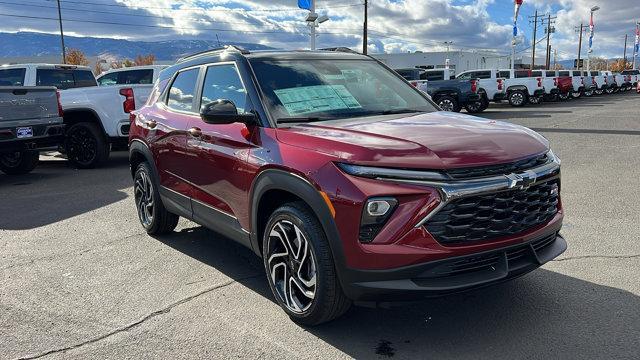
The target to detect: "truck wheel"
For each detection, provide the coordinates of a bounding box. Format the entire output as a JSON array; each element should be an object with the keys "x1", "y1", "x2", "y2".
[
  {"x1": 134, "y1": 162, "x2": 179, "y2": 235},
  {"x1": 606, "y1": 87, "x2": 615, "y2": 94},
  {"x1": 464, "y1": 101, "x2": 483, "y2": 113},
  {"x1": 65, "y1": 122, "x2": 110, "y2": 169},
  {"x1": 0, "y1": 150, "x2": 39, "y2": 175},
  {"x1": 263, "y1": 202, "x2": 351, "y2": 326},
  {"x1": 594, "y1": 89, "x2": 604, "y2": 95},
  {"x1": 584, "y1": 89, "x2": 594, "y2": 97},
  {"x1": 437, "y1": 96, "x2": 460, "y2": 112},
  {"x1": 528, "y1": 96, "x2": 543, "y2": 105},
  {"x1": 571, "y1": 90, "x2": 582, "y2": 99},
  {"x1": 558, "y1": 92, "x2": 570, "y2": 101},
  {"x1": 508, "y1": 90, "x2": 527, "y2": 107}
]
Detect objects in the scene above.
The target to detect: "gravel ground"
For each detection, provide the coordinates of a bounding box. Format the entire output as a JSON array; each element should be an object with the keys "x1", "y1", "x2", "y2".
[{"x1": 1, "y1": 91, "x2": 639, "y2": 359}]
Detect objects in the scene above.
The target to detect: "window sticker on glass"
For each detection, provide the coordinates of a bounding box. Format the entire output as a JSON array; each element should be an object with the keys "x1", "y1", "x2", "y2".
[{"x1": 274, "y1": 85, "x2": 362, "y2": 115}]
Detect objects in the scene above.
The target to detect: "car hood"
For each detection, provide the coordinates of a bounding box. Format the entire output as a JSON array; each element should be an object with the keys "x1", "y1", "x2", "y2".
[{"x1": 275, "y1": 111, "x2": 549, "y2": 169}]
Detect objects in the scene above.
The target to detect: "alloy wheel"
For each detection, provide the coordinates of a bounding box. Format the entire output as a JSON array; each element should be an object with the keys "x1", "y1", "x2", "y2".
[
  {"x1": 266, "y1": 220, "x2": 317, "y2": 314},
  {"x1": 134, "y1": 170, "x2": 154, "y2": 227},
  {"x1": 67, "y1": 127, "x2": 97, "y2": 166},
  {"x1": 438, "y1": 99, "x2": 455, "y2": 112},
  {"x1": 510, "y1": 92, "x2": 524, "y2": 106}
]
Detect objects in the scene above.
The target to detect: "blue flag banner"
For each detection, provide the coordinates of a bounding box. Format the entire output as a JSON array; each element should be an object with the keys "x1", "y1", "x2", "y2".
[
  {"x1": 513, "y1": 25, "x2": 518, "y2": 37},
  {"x1": 298, "y1": 0, "x2": 311, "y2": 10}
]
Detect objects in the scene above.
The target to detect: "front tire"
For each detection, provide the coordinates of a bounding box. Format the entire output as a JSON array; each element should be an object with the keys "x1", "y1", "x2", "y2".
[
  {"x1": 0, "y1": 150, "x2": 39, "y2": 175},
  {"x1": 571, "y1": 90, "x2": 582, "y2": 99},
  {"x1": 558, "y1": 92, "x2": 570, "y2": 101},
  {"x1": 65, "y1": 122, "x2": 109, "y2": 169},
  {"x1": 263, "y1": 202, "x2": 351, "y2": 326},
  {"x1": 134, "y1": 162, "x2": 179, "y2": 235}
]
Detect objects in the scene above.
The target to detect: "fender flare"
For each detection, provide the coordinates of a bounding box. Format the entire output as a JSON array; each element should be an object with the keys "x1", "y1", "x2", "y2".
[
  {"x1": 62, "y1": 108, "x2": 108, "y2": 136},
  {"x1": 128, "y1": 139, "x2": 157, "y2": 179},
  {"x1": 506, "y1": 85, "x2": 528, "y2": 93},
  {"x1": 249, "y1": 169, "x2": 347, "y2": 271}
]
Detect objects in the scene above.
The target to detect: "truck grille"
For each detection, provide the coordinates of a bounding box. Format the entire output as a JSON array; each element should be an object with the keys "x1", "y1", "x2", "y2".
[
  {"x1": 425, "y1": 180, "x2": 559, "y2": 244},
  {"x1": 446, "y1": 153, "x2": 550, "y2": 179}
]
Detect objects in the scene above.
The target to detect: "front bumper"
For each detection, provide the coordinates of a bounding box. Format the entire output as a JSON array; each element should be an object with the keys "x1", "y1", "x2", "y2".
[{"x1": 341, "y1": 231, "x2": 566, "y2": 301}]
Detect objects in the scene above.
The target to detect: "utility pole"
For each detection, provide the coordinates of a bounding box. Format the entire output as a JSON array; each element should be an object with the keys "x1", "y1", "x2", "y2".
[
  {"x1": 528, "y1": 11, "x2": 550, "y2": 69},
  {"x1": 56, "y1": 0, "x2": 66, "y2": 63},
  {"x1": 543, "y1": 14, "x2": 557, "y2": 69},
  {"x1": 576, "y1": 23, "x2": 585, "y2": 69},
  {"x1": 623, "y1": 34, "x2": 628, "y2": 69},
  {"x1": 310, "y1": 0, "x2": 316, "y2": 50},
  {"x1": 362, "y1": 0, "x2": 368, "y2": 54}
]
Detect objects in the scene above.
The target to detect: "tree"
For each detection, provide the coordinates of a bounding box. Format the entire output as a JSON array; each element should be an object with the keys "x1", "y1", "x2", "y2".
[
  {"x1": 134, "y1": 54, "x2": 155, "y2": 66},
  {"x1": 608, "y1": 59, "x2": 631, "y2": 72},
  {"x1": 65, "y1": 48, "x2": 90, "y2": 66},
  {"x1": 94, "y1": 62, "x2": 103, "y2": 76},
  {"x1": 588, "y1": 57, "x2": 609, "y2": 71}
]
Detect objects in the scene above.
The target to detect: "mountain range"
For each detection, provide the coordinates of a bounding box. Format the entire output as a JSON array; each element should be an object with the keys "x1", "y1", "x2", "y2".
[{"x1": 0, "y1": 32, "x2": 275, "y2": 61}]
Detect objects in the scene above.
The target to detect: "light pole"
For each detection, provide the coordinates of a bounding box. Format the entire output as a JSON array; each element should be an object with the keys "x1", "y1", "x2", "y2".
[
  {"x1": 305, "y1": 2, "x2": 329, "y2": 50},
  {"x1": 512, "y1": 0, "x2": 524, "y2": 70},
  {"x1": 443, "y1": 41, "x2": 453, "y2": 69},
  {"x1": 587, "y1": 5, "x2": 600, "y2": 73},
  {"x1": 56, "y1": 0, "x2": 66, "y2": 63}
]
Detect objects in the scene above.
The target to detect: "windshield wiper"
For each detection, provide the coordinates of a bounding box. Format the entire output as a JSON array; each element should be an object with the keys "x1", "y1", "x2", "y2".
[{"x1": 276, "y1": 116, "x2": 333, "y2": 124}]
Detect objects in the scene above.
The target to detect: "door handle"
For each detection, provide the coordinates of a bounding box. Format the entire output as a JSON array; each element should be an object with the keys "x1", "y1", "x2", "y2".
[
  {"x1": 145, "y1": 120, "x2": 157, "y2": 129},
  {"x1": 188, "y1": 127, "x2": 202, "y2": 137}
]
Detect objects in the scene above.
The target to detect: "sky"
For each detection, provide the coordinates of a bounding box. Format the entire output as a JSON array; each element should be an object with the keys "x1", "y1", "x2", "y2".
[{"x1": 0, "y1": 0, "x2": 638, "y2": 60}]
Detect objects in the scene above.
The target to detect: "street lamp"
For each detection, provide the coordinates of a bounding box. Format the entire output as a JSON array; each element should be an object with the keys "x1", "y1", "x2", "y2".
[
  {"x1": 443, "y1": 41, "x2": 453, "y2": 69},
  {"x1": 587, "y1": 5, "x2": 600, "y2": 73},
  {"x1": 305, "y1": 2, "x2": 330, "y2": 51}
]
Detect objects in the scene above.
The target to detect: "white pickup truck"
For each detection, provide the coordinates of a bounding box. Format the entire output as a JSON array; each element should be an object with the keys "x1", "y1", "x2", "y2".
[
  {"x1": 0, "y1": 64, "x2": 151, "y2": 168},
  {"x1": 455, "y1": 69, "x2": 506, "y2": 111},
  {"x1": 496, "y1": 69, "x2": 546, "y2": 106},
  {"x1": 584, "y1": 71, "x2": 608, "y2": 95}
]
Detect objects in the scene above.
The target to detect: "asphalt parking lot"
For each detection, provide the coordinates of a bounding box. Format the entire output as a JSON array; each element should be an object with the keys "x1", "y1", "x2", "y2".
[{"x1": 1, "y1": 92, "x2": 639, "y2": 359}]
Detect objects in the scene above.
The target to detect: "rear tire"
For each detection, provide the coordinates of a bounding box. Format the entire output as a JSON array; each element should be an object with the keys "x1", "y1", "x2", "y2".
[
  {"x1": 134, "y1": 162, "x2": 179, "y2": 235},
  {"x1": 558, "y1": 92, "x2": 570, "y2": 101},
  {"x1": 263, "y1": 202, "x2": 351, "y2": 326},
  {"x1": 65, "y1": 122, "x2": 110, "y2": 169},
  {"x1": 0, "y1": 150, "x2": 39, "y2": 175},
  {"x1": 571, "y1": 90, "x2": 582, "y2": 99},
  {"x1": 584, "y1": 89, "x2": 594, "y2": 97},
  {"x1": 508, "y1": 90, "x2": 527, "y2": 107}
]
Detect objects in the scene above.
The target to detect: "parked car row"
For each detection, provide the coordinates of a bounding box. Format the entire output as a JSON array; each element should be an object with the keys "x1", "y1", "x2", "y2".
[
  {"x1": 0, "y1": 64, "x2": 165, "y2": 174},
  {"x1": 396, "y1": 66, "x2": 639, "y2": 113}
]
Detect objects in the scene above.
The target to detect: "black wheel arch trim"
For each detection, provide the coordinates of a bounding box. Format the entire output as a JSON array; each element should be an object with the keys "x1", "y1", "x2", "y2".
[
  {"x1": 129, "y1": 139, "x2": 158, "y2": 180},
  {"x1": 63, "y1": 108, "x2": 108, "y2": 137},
  {"x1": 249, "y1": 168, "x2": 347, "y2": 274},
  {"x1": 506, "y1": 85, "x2": 528, "y2": 92}
]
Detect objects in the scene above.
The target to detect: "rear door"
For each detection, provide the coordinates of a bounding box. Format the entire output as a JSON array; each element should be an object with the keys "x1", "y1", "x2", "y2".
[{"x1": 185, "y1": 62, "x2": 255, "y2": 239}]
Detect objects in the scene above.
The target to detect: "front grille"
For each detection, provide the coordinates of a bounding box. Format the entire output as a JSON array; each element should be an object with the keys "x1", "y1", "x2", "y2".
[
  {"x1": 426, "y1": 180, "x2": 559, "y2": 244},
  {"x1": 446, "y1": 153, "x2": 549, "y2": 179}
]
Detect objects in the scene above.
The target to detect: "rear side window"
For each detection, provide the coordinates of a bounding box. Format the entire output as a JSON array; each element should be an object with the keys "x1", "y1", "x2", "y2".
[
  {"x1": 36, "y1": 69, "x2": 96, "y2": 89},
  {"x1": 0, "y1": 68, "x2": 26, "y2": 86},
  {"x1": 119, "y1": 69, "x2": 154, "y2": 85},
  {"x1": 200, "y1": 64, "x2": 248, "y2": 114},
  {"x1": 456, "y1": 72, "x2": 473, "y2": 80},
  {"x1": 558, "y1": 71, "x2": 570, "y2": 76},
  {"x1": 475, "y1": 71, "x2": 492, "y2": 79},
  {"x1": 530, "y1": 71, "x2": 542, "y2": 77},
  {"x1": 544, "y1": 71, "x2": 556, "y2": 77},
  {"x1": 572, "y1": 71, "x2": 582, "y2": 76},
  {"x1": 499, "y1": 71, "x2": 511, "y2": 79},
  {"x1": 591, "y1": 71, "x2": 600, "y2": 76},
  {"x1": 515, "y1": 71, "x2": 530, "y2": 78},
  {"x1": 167, "y1": 68, "x2": 199, "y2": 112},
  {"x1": 421, "y1": 71, "x2": 444, "y2": 81}
]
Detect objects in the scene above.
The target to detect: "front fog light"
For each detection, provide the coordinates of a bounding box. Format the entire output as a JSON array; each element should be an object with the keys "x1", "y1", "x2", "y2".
[{"x1": 359, "y1": 197, "x2": 398, "y2": 243}]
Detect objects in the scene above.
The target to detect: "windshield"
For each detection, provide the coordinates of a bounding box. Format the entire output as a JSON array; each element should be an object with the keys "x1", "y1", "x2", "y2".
[{"x1": 249, "y1": 59, "x2": 436, "y2": 124}]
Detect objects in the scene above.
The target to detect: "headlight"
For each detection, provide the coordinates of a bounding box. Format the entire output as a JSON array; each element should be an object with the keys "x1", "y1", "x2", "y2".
[{"x1": 336, "y1": 163, "x2": 448, "y2": 181}]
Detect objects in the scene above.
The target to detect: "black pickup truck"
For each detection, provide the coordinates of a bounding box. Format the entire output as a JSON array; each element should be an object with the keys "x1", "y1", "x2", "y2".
[
  {"x1": 395, "y1": 68, "x2": 481, "y2": 112},
  {"x1": 0, "y1": 86, "x2": 64, "y2": 174}
]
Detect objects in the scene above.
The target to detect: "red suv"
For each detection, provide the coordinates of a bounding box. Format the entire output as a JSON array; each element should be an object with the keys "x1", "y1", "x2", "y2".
[{"x1": 129, "y1": 47, "x2": 566, "y2": 325}]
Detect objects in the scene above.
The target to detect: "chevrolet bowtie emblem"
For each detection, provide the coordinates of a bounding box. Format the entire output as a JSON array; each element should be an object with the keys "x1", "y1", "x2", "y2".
[{"x1": 506, "y1": 170, "x2": 537, "y2": 190}]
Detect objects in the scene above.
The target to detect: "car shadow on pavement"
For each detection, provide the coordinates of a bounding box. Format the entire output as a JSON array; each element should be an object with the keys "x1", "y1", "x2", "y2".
[
  {"x1": 0, "y1": 152, "x2": 131, "y2": 230},
  {"x1": 480, "y1": 110, "x2": 572, "y2": 119},
  {"x1": 154, "y1": 225, "x2": 640, "y2": 359}
]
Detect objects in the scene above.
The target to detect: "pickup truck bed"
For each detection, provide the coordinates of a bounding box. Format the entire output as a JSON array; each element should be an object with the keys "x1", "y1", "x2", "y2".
[{"x1": 0, "y1": 86, "x2": 64, "y2": 174}]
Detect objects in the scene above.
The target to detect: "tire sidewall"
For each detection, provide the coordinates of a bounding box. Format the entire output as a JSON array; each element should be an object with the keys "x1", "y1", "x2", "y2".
[
  {"x1": 134, "y1": 162, "x2": 162, "y2": 232},
  {"x1": 65, "y1": 123, "x2": 108, "y2": 169},
  {"x1": 262, "y1": 204, "x2": 331, "y2": 324}
]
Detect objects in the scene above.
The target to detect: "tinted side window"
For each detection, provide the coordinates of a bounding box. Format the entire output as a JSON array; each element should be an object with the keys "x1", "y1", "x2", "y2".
[
  {"x1": 544, "y1": 71, "x2": 555, "y2": 77},
  {"x1": 0, "y1": 68, "x2": 26, "y2": 86},
  {"x1": 530, "y1": 71, "x2": 542, "y2": 77},
  {"x1": 73, "y1": 70, "x2": 97, "y2": 87},
  {"x1": 499, "y1": 71, "x2": 511, "y2": 79},
  {"x1": 572, "y1": 71, "x2": 581, "y2": 76},
  {"x1": 167, "y1": 68, "x2": 199, "y2": 112},
  {"x1": 36, "y1": 69, "x2": 75, "y2": 89},
  {"x1": 475, "y1": 71, "x2": 492, "y2": 79},
  {"x1": 515, "y1": 71, "x2": 530, "y2": 78},
  {"x1": 422, "y1": 71, "x2": 444, "y2": 81},
  {"x1": 119, "y1": 69, "x2": 154, "y2": 85},
  {"x1": 200, "y1": 64, "x2": 248, "y2": 114},
  {"x1": 558, "y1": 71, "x2": 570, "y2": 76},
  {"x1": 97, "y1": 72, "x2": 118, "y2": 86},
  {"x1": 456, "y1": 72, "x2": 473, "y2": 80}
]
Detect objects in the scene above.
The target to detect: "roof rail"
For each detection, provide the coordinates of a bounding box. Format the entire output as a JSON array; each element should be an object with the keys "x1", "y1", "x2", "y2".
[
  {"x1": 319, "y1": 47, "x2": 360, "y2": 54},
  {"x1": 177, "y1": 45, "x2": 250, "y2": 63}
]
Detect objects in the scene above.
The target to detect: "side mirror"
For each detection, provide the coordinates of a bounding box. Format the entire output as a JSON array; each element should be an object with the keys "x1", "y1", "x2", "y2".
[{"x1": 200, "y1": 99, "x2": 256, "y2": 125}]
